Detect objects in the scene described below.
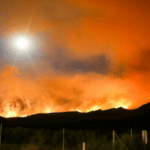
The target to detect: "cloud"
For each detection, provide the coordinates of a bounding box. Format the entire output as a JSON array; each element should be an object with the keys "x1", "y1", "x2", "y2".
[
  {"x1": 130, "y1": 49, "x2": 150, "y2": 72},
  {"x1": 63, "y1": 54, "x2": 110, "y2": 74},
  {"x1": 41, "y1": 47, "x2": 111, "y2": 74}
]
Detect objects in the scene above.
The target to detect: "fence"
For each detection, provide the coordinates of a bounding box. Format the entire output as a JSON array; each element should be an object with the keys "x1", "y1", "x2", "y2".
[
  {"x1": 0, "y1": 124, "x2": 149, "y2": 150},
  {"x1": 62, "y1": 127, "x2": 148, "y2": 150}
]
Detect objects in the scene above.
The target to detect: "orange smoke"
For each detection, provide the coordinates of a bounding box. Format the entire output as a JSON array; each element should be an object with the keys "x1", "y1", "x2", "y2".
[{"x1": 0, "y1": 65, "x2": 145, "y2": 118}]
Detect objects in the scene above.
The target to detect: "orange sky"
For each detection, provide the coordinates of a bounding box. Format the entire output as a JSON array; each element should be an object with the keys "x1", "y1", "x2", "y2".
[{"x1": 0, "y1": 0, "x2": 150, "y2": 117}]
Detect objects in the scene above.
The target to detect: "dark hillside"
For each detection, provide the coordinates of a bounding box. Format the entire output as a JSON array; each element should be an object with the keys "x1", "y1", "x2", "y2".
[{"x1": 1, "y1": 102, "x2": 150, "y2": 130}]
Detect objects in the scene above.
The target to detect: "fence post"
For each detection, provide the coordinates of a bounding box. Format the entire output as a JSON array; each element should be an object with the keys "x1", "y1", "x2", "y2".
[
  {"x1": 130, "y1": 129, "x2": 132, "y2": 147},
  {"x1": 62, "y1": 128, "x2": 65, "y2": 150},
  {"x1": 82, "y1": 142, "x2": 85, "y2": 150},
  {"x1": 142, "y1": 130, "x2": 148, "y2": 145},
  {"x1": 112, "y1": 130, "x2": 115, "y2": 149},
  {"x1": 131, "y1": 129, "x2": 132, "y2": 138}
]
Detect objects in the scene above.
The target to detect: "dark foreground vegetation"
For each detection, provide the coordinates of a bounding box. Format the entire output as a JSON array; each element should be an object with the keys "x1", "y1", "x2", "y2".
[{"x1": 1, "y1": 126, "x2": 150, "y2": 150}]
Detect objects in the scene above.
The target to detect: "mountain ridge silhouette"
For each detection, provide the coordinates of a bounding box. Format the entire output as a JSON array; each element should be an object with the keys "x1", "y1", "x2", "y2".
[{"x1": 1, "y1": 102, "x2": 150, "y2": 129}]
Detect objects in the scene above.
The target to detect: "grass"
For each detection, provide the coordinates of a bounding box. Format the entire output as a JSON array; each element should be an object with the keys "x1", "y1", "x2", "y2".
[{"x1": 0, "y1": 126, "x2": 149, "y2": 150}]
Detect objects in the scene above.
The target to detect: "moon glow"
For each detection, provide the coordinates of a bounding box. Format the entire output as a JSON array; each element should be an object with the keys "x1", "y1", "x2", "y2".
[
  {"x1": 8, "y1": 33, "x2": 37, "y2": 59},
  {"x1": 17, "y1": 39, "x2": 28, "y2": 49}
]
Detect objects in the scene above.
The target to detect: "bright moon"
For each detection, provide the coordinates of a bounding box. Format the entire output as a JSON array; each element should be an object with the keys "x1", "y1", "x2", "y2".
[
  {"x1": 9, "y1": 34, "x2": 36, "y2": 56},
  {"x1": 17, "y1": 39, "x2": 28, "y2": 49}
]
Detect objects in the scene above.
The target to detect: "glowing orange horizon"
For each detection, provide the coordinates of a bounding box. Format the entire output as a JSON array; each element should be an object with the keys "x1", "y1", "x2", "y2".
[{"x1": 0, "y1": 102, "x2": 132, "y2": 118}]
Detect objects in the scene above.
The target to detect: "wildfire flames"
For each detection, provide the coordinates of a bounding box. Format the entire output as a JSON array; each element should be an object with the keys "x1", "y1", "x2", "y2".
[
  {"x1": 1, "y1": 101, "x2": 130, "y2": 118},
  {"x1": 0, "y1": 65, "x2": 143, "y2": 118},
  {"x1": 1, "y1": 106, "x2": 129, "y2": 118}
]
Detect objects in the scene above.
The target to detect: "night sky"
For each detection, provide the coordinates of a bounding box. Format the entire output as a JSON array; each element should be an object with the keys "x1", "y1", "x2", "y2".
[{"x1": 0, "y1": 0, "x2": 150, "y2": 117}]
